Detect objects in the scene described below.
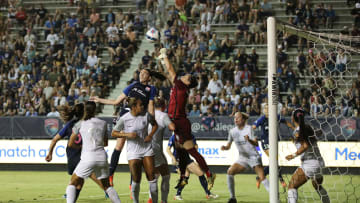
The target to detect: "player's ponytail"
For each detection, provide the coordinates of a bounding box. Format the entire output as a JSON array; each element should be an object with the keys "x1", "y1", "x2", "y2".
[
  {"x1": 292, "y1": 108, "x2": 315, "y2": 143},
  {"x1": 58, "y1": 105, "x2": 74, "y2": 123},
  {"x1": 83, "y1": 101, "x2": 96, "y2": 121},
  {"x1": 72, "y1": 103, "x2": 84, "y2": 121}
]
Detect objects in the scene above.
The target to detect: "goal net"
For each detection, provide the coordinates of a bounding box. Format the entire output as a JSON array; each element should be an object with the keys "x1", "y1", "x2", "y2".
[{"x1": 269, "y1": 19, "x2": 360, "y2": 202}]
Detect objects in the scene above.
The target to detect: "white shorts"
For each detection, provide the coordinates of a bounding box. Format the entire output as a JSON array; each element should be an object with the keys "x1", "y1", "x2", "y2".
[
  {"x1": 127, "y1": 148, "x2": 154, "y2": 161},
  {"x1": 235, "y1": 155, "x2": 262, "y2": 169},
  {"x1": 74, "y1": 160, "x2": 109, "y2": 180},
  {"x1": 154, "y1": 151, "x2": 168, "y2": 168},
  {"x1": 300, "y1": 159, "x2": 324, "y2": 180}
]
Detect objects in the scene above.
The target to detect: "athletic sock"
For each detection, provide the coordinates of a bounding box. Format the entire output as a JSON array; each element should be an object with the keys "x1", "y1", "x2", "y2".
[
  {"x1": 263, "y1": 166, "x2": 269, "y2": 177},
  {"x1": 161, "y1": 175, "x2": 170, "y2": 202},
  {"x1": 199, "y1": 175, "x2": 210, "y2": 195},
  {"x1": 109, "y1": 149, "x2": 121, "y2": 176},
  {"x1": 278, "y1": 167, "x2": 284, "y2": 182},
  {"x1": 105, "y1": 187, "x2": 121, "y2": 203},
  {"x1": 149, "y1": 179, "x2": 158, "y2": 203},
  {"x1": 186, "y1": 148, "x2": 209, "y2": 175},
  {"x1": 66, "y1": 185, "x2": 76, "y2": 203},
  {"x1": 75, "y1": 189, "x2": 81, "y2": 201},
  {"x1": 317, "y1": 186, "x2": 330, "y2": 203},
  {"x1": 288, "y1": 188, "x2": 297, "y2": 203},
  {"x1": 261, "y1": 179, "x2": 270, "y2": 192},
  {"x1": 227, "y1": 175, "x2": 235, "y2": 199},
  {"x1": 176, "y1": 176, "x2": 188, "y2": 196},
  {"x1": 131, "y1": 181, "x2": 140, "y2": 203}
]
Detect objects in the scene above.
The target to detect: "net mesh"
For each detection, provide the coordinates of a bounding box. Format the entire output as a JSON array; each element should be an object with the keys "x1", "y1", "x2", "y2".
[{"x1": 274, "y1": 21, "x2": 360, "y2": 202}]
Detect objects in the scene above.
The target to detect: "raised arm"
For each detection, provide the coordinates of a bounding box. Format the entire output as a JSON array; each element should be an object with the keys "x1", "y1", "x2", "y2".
[
  {"x1": 92, "y1": 92, "x2": 127, "y2": 105},
  {"x1": 159, "y1": 48, "x2": 176, "y2": 84}
]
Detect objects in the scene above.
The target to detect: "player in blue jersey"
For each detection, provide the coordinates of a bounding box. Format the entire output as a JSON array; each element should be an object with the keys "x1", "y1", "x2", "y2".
[
  {"x1": 166, "y1": 134, "x2": 218, "y2": 201},
  {"x1": 45, "y1": 104, "x2": 105, "y2": 197},
  {"x1": 92, "y1": 68, "x2": 162, "y2": 186},
  {"x1": 252, "y1": 103, "x2": 288, "y2": 189}
]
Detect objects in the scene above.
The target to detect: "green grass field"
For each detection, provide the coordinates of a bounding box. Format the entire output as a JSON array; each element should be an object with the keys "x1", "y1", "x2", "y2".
[{"x1": 0, "y1": 171, "x2": 359, "y2": 203}]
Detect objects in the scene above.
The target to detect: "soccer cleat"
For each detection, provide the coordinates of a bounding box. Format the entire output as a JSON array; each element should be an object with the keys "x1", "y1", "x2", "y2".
[
  {"x1": 62, "y1": 194, "x2": 67, "y2": 199},
  {"x1": 174, "y1": 195, "x2": 183, "y2": 200},
  {"x1": 228, "y1": 198, "x2": 237, "y2": 203},
  {"x1": 256, "y1": 177, "x2": 261, "y2": 189},
  {"x1": 147, "y1": 197, "x2": 153, "y2": 203},
  {"x1": 105, "y1": 192, "x2": 109, "y2": 199},
  {"x1": 174, "y1": 177, "x2": 188, "y2": 189},
  {"x1": 206, "y1": 193, "x2": 219, "y2": 199},
  {"x1": 129, "y1": 184, "x2": 133, "y2": 200},
  {"x1": 207, "y1": 173, "x2": 216, "y2": 191},
  {"x1": 109, "y1": 174, "x2": 114, "y2": 187},
  {"x1": 280, "y1": 180, "x2": 287, "y2": 188}
]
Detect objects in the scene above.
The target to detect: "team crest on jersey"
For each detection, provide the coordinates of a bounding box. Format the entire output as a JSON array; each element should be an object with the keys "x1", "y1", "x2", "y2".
[
  {"x1": 340, "y1": 118, "x2": 356, "y2": 139},
  {"x1": 44, "y1": 119, "x2": 59, "y2": 137}
]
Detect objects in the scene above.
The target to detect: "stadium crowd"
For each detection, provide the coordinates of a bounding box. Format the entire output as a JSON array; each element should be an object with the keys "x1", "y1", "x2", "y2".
[{"x1": 0, "y1": 0, "x2": 359, "y2": 118}]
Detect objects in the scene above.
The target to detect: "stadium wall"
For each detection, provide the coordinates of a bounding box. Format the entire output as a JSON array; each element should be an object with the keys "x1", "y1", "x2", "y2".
[{"x1": 0, "y1": 116, "x2": 359, "y2": 141}]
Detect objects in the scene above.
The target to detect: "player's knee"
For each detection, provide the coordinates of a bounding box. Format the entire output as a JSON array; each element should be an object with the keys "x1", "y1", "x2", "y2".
[{"x1": 227, "y1": 168, "x2": 235, "y2": 175}]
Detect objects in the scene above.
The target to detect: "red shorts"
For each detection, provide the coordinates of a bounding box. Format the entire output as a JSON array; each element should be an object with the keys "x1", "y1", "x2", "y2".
[{"x1": 172, "y1": 117, "x2": 192, "y2": 144}]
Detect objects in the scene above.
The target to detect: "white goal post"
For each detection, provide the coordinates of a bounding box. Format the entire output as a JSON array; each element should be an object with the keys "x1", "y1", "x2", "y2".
[{"x1": 267, "y1": 17, "x2": 279, "y2": 203}]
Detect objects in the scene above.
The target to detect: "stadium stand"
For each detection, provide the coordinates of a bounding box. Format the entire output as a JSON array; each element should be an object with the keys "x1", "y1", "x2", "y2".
[{"x1": 0, "y1": 0, "x2": 359, "y2": 119}]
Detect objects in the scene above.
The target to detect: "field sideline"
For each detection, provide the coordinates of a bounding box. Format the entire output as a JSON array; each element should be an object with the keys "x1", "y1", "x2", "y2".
[{"x1": 0, "y1": 171, "x2": 359, "y2": 203}]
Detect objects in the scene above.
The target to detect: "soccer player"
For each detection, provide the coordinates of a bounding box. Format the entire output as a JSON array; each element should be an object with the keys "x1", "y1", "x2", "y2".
[
  {"x1": 221, "y1": 112, "x2": 269, "y2": 203},
  {"x1": 158, "y1": 48, "x2": 216, "y2": 190},
  {"x1": 285, "y1": 109, "x2": 330, "y2": 203},
  {"x1": 112, "y1": 97, "x2": 159, "y2": 203},
  {"x1": 147, "y1": 97, "x2": 176, "y2": 203},
  {"x1": 252, "y1": 103, "x2": 287, "y2": 189},
  {"x1": 92, "y1": 68, "x2": 158, "y2": 186},
  {"x1": 66, "y1": 101, "x2": 121, "y2": 203},
  {"x1": 166, "y1": 133, "x2": 219, "y2": 201},
  {"x1": 45, "y1": 104, "x2": 105, "y2": 195}
]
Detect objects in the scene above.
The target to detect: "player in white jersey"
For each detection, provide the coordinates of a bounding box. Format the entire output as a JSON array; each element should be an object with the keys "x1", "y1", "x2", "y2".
[
  {"x1": 285, "y1": 109, "x2": 330, "y2": 203},
  {"x1": 65, "y1": 101, "x2": 121, "y2": 203},
  {"x1": 112, "y1": 97, "x2": 159, "y2": 203},
  {"x1": 146, "y1": 98, "x2": 175, "y2": 203},
  {"x1": 221, "y1": 112, "x2": 269, "y2": 203}
]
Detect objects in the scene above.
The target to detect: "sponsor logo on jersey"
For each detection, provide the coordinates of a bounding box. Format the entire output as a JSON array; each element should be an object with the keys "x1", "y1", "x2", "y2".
[{"x1": 44, "y1": 119, "x2": 59, "y2": 137}]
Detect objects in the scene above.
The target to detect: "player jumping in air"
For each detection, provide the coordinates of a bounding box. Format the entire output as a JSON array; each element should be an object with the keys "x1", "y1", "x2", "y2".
[
  {"x1": 221, "y1": 112, "x2": 269, "y2": 203},
  {"x1": 112, "y1": 97, "x2": 159, "y2": 203},
  {"x1": 92, "y1": 68, "x2": 158, "y2": 186},
  {"x1": 66, "y1": 101, "x2": 121, "y2": 203},
  {"x1": 158, "y1": 48, "x2": 216, "y2": 190},
  {"x1": 286, "y1": 109, "x2": 330, "y2": 203}
]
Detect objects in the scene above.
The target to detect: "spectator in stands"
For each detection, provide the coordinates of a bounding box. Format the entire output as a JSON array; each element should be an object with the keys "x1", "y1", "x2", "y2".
[
  {"x1": 248, "y1": 19, "x2": 261, "y2": 44},
  {"x1": 189, "y1": 104, "x2": 201, "y2": 117},
  {"x1": 208, "y1": 33, "x2": 220, "y2": 59},
  {"x1": 47, "y1": 106, "x2": 60, "y2": 117},
  {"x1": 105, "y1": 8, "x2": 116, "y2": 25},
  {"x1": 249, "y1": 0, "x2": 260, "y2": 22},
  {"x1": 285, "y1": 0, "x2": 296, "y2": 15},
  {"x1": 207, "y1": 73, "x2": 223, "y2": 97},
  {"x1": 234, "y1": 19, "x2": 249, "y2": 44},
  {"x1": 36, "y1": 4, "x2": 47, "y2": 27},
  {"x1": 46, "y1": 29, "x2": 59, "y2": 48},
  {"x1": 44, "y1": 15, "x2": 55, "y2": 39},
  {"x1": 336, "y1": 49, "x2": 347, "y2": 77},
  {"x1": 25, "y1": 107, "x2": 38, "y2": 117},
  {"x1": 220, "y1": 34, "x2": 233, "y2": 59},
  {"x1": 323, "y1": 97, "x2": 336, "y2": 116},
  {"x1": 325, "y1": 5, "x2": 336, "y2": 29},
  {"x1": 142, "y1": 50, "x2": 151, "y2": 67},
  {"x1": 238, "y1": 0, "x2": 250, "y2": 22},
  {"x1": 86, "y1": 50, "x2": 98, "y2": 68},
  {"x1": 314, "y1": 3, "x2": 326, "y2": 27},
  {"x1": 259, "y1": 0, "x2": 273, "y2": 19},
  {"x1": 67, "y1": 13, "x2": 78, "y2": 28},
  {"x1": 15, "y1": 6, "x2": 26, "y2": 25},
  {"x1": 212, "y1": 0, "x2": 225, "y2": 24},
  {"x1": 90, "y1": 8, "x2": 100, "y2": 25}
]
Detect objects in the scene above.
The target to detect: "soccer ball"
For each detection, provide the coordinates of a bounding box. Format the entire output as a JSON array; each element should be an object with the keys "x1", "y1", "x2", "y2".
[{"x1": 146, "y1": 27, "x2": 159, "y2": 42}]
